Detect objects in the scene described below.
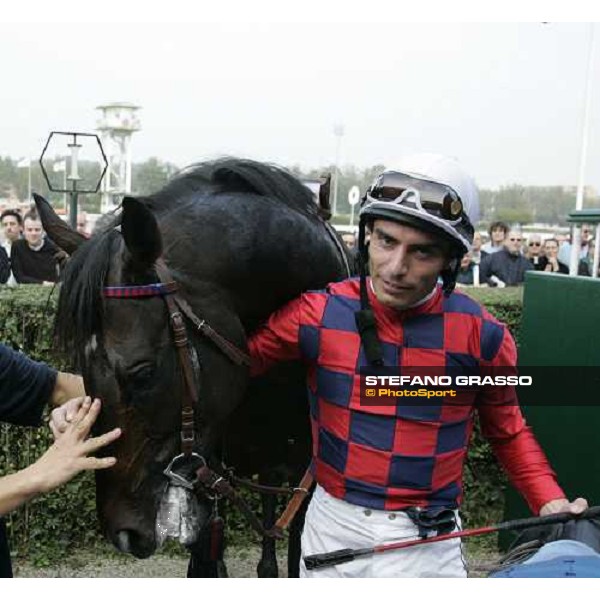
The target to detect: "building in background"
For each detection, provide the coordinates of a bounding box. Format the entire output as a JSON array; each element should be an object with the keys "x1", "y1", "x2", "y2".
[{"x1": 96, "y1": 103, "x2": 141, "y2": 213}]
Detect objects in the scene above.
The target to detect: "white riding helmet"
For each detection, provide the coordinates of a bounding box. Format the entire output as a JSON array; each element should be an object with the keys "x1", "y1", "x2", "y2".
[{"x1": 359, "y1": 153, "x2": 479, "y2": 255}]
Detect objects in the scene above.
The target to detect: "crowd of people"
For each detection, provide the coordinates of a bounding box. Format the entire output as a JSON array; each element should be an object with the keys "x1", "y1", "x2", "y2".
[
  {"x1": 339, "y1": 220, "x2": 597, "y2": 288},
  {"x1": 0, "y1": 207, "x2": 90, "y2": 286}
]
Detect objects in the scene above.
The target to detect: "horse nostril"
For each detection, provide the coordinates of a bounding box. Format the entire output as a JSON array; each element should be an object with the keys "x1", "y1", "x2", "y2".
[
  {"x1": 114, "y1": 529, "x2": 155, "y2": 558},
  {"x1": 115, "y1": 530, "x2": 132, "y2": 553}
]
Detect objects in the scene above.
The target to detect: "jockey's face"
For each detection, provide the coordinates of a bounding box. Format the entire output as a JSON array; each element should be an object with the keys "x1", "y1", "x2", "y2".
[{"x1": 368, "y1": 219, "x2": 450, "y2": 310}]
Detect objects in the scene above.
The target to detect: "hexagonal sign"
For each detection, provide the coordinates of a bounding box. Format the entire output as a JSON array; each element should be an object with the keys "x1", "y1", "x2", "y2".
[{"x1": 39, "y1": 131, "x2": 108, "y2": 194}]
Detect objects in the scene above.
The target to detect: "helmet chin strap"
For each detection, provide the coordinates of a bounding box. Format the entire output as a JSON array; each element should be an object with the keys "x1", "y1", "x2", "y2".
[
  {"x1": 355, "y1": 223, "x2": 384, "y2": 367},
  {"x1": 441, "y1": 258, "x2": 461, "y2": 296}
]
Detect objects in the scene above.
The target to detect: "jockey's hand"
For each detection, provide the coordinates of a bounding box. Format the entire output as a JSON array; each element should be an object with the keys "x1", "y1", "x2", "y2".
[
  {"x1": 539, "y1": 497, "x2": 589, "y2": 516},
  {"x1": 30, "y1": 397, "x2": 121, "y2": 494},
  {"x1": 50, "y1": 396, "x2": 87, "y2": 439}
]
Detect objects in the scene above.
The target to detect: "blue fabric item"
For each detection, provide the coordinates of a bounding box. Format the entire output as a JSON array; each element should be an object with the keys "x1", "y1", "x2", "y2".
[
  {"x1": 0, "y1": 342, "x2": 56, "y2": 427},
  {"x1": 349, "y1": 410, "x2": 396, "y2": 452},
  {"x1": 442, "y1": 292, "x2": 483, "y2": 317},
  {"x1": 316, "y1": 366, "x2": 353, "y2": 408},
  {"x1": 492, "y1": 540, "x2": 600, "y2": 578},
  {"x1": 480, "y1": 319, "x2": 504, "y2": 361},
  {"x1": 322, "y1": 294, "x2": 361, "y2": 332},
  {"x1": 403, "y1": 314, "x2": 444, "y2": 349},
  {"x1": 1, "y1": 342, "x2": 56, "y2": 579}
]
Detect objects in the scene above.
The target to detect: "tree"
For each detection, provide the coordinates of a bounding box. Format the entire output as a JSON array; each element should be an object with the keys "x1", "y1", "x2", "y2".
[{"x1": 132, "y1": 158, "x2": 179, "y2": 196}]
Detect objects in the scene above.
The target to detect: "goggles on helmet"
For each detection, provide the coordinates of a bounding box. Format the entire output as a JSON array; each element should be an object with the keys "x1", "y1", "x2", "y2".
[{"x1": 365, "y1": 171, "x2": 464, "y2": 223}]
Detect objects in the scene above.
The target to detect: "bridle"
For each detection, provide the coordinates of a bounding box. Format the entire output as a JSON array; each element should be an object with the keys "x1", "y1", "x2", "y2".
[{"x1": 102, "y1": 257, "x2": 312, "y2": 539}]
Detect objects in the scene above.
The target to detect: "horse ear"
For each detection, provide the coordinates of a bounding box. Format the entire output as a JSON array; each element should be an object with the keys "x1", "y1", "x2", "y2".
[
  {"x1": 121, "y1": 197, "x2": 163, "y2": 266},
  {"x1": 32, "y1": 192, "x2": 87, "y2": 254}
]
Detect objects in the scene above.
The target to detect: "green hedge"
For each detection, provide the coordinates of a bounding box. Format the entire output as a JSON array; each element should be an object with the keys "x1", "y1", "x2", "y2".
[{"x1": 0, "y1": 284, "x2": 523, "y2": 562}]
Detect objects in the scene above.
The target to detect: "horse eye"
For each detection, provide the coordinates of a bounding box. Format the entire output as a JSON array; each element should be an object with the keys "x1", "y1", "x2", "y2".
[{"x1": 128, "y1": 364, "x2": 156, "y2": 385}]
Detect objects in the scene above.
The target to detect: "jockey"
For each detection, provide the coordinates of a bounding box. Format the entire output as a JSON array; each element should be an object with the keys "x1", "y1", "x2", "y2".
[{"x1": 247, "y1": 153, "x2": 587, "y2": 577}]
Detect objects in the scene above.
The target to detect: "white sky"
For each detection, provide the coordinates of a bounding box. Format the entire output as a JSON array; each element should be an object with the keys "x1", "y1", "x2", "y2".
[{"x1": 3, "y1": 3, "x2": 600, "y2": 190}]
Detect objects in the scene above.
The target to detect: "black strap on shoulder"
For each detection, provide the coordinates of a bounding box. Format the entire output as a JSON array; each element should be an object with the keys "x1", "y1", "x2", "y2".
[{"x1": 355, "y1": 224, "x2": 384, "y2": 367}]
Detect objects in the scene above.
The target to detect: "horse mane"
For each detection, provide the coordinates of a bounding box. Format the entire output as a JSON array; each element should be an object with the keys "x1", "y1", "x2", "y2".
[
  {"x1": 54, "y1": 158, "x2": 321, "y2": 363},
  {"x1": 149, "y1": 157, "x2": 321, "y2": 222},
  {"x1": 55, "y1": 229, "x2": 121, "y2": 364}
]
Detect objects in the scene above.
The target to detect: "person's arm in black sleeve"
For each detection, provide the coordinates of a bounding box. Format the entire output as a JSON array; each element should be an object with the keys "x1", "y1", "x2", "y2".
[
  {"x1": 479, "y1": 253, "x2": 494, "y2": 285},
  {"x1": 0, "y1": 344, "x2": 84, "y2": 427},
  {"x1": 0, "y1": 247, "x2": 9, "y2": 284}
]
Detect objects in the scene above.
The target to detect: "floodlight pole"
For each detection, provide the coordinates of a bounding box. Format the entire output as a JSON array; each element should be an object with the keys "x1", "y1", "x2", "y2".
[
  {"x1": 570, "y1": 23, "x2": 596, "y2": 276},
  {"x1": 332, "y1": 124, "x2": 344, "y2": 217}
]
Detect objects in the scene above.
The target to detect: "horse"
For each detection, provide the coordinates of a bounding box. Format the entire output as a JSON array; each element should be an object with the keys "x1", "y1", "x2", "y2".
[{"x1": 35, "y1": 158, "x2": 352, "y2": 577}]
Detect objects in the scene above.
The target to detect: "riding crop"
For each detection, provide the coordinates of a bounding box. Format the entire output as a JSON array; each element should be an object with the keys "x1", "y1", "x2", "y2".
[{"x1": 303, "y1": 505, "x2": 600, "y2": 571}]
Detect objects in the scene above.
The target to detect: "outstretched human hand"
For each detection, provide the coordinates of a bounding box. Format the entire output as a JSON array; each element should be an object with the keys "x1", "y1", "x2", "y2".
[{"x1": 31, "y1": 397, "x2": 121, "y2": 493}]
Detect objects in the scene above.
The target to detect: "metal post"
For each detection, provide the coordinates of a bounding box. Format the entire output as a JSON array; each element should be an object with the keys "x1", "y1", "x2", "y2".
[
  {"x1": 67, "y1": 138, "x2": 82, "y2": 229},
  {"x1": 570, "y1": 23, "x2": 596, "y2": 275},
  {"x1": 593, "y1": 226, "x2": 600, "y2": 278},
  {"x1": 69, "y1": 189, "x2": 78, "y2": 230},
  {"x1": 27, "y1": 162, "x2": 32, "y2": 201},
  {"x1": 332, "y1": 124, "x2": 344, "y2": 217},
  {"x1": 63, "y1": 169, "x2": 67, "y2": 214}
]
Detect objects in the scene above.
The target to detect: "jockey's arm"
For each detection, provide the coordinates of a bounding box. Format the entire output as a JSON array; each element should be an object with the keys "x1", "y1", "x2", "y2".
[
  {"x1": 247, "y1": 296, "x2": 304, "y2": 377},
  {"x1": 477, "y1": 327, "x2": 587, "y2": 515}
]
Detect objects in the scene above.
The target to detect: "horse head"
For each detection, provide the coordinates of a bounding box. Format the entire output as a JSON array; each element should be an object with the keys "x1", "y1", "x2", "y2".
[{"x1": 48, "y1": 195, "x2": 248, "y2": 558}]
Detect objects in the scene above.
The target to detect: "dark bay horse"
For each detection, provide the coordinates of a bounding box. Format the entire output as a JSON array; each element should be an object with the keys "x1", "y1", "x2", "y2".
[{"x1": 35, "y1": 158, "x2": 351, "y2": 576}]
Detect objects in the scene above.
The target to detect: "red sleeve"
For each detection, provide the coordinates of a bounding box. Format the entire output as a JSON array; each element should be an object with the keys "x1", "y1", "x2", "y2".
[
  {"x1": 248, "y1": 291, "x2": 328, "y2": 377},
  {"x1": 477, "y1": 324, "x2": 565, "y2": 514},
  {"x1": 247, "y1": 297, "x2": 303, "y2": 377}
]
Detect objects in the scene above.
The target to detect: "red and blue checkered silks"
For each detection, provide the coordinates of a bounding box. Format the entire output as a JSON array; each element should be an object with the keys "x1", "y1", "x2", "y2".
[{"x1": 248, "y1": 278, "x2": 564, "y2": 514}]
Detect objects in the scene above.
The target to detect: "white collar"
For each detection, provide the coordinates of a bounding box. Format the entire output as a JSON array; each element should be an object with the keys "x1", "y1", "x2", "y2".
[{"x1": 369, "y1": 278, "x2": 437, "y2": 310}]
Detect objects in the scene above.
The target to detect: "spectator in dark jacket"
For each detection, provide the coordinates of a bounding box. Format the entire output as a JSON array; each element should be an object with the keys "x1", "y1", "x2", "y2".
[
  {"x1": 0, "y1": 247, "x2": 9, "y2": 284},
  {"x1": 480, "y1": 228, "x2": 533, "y2": 286},
  {"x1": 526, "y1": 234, "x2": 547, "y2": 271},
  {"x1": 456, "y1": 251, "x2": 475, "y2": 286},
  {"x1": 11, "y1": 210, "x2": 60, "y2": 284}
]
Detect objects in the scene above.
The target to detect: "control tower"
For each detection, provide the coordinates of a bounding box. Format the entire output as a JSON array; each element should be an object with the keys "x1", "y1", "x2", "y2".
[{"x1": 96, "y1": 102, "x2": 141, "y2": 212}]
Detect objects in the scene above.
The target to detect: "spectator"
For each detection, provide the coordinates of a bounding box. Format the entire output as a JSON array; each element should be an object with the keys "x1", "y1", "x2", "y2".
[
  {"x1": 545, "y1": 238, "x2": 589, "y2": 276},
  {"x1": 480, "y1": 227, "x2": 532, "y2": 286},
  {"x1": 471, "y1": 231, "x2": 487, "y2": 265},
  {"x1": 526, "y1": 233, "x2": 547, "y2": 271},
  {"x1": 558, "y1": 227, "x2": 591, "y2": 266},
  {"x1": 0, "y1": 343, "x2": 121, "y2": 577},
  {"x1": 456, "y1": 251, "x2": 475, "y2": 286},
  {"x1": 0, "y1": 247, "x2": 8, "y2": 284},
  {"x1": 543, "y1": 238, "x2": 569, "y2": 274},
  {"x1": 481, "y1": 220, "x2": 508, "y2": 254},
  {"x1": 581, "y1": 239, "x2": 598, "y2": 277},
  {"x1": 0, "y1": 209, "x2": 23, "y2": 286},
  {"x1": 339, "y1": 231, "x2": 355, "y2": 251},
  {"x1": 580, "y1": 226, "x2": 593, "y2": 259},
  {"x1": 76, "y1": 211, "x2": 90, "y2": 238},
  {"x1": 11, "y1": 210, "x2": 61, "y2": 284}
]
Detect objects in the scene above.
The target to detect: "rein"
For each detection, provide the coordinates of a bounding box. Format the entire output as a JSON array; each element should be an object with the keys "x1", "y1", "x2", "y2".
[{"x1": 102, "y1": 258, "x2": 312, "y2": 540}]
